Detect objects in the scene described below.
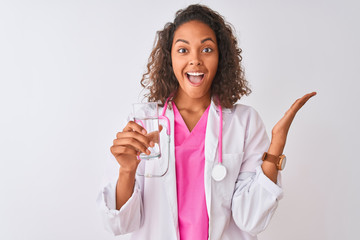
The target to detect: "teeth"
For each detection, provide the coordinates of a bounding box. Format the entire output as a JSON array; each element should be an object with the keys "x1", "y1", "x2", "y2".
[{"x1": 187, "y1": 72, "x2": 204, "y2": 76}]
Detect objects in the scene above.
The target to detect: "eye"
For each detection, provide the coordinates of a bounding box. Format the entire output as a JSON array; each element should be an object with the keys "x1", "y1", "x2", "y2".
[
  {"x1": 202, "y1": 47, "x2": 213, "y2": 53},
  {"x1": 178, "y1": 48, "x2": 188, "y2": 53}
]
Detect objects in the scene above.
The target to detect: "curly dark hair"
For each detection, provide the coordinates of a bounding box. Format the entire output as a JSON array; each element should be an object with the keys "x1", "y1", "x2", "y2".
[{"x1": 140, "y1": 4, "x2": 251, "y2": 108}]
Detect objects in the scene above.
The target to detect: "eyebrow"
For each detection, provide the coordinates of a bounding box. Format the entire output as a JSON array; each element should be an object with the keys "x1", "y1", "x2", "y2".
[{"x1": 174, "y1": 37, "x2": 215, "y2": 44}]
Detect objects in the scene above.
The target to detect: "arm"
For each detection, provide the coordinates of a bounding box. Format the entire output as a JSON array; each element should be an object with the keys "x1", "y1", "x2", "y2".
[
  {"x1": 111, "y1": 121, "x2": 153, "y2": 209},
  {"x1": 232, "y1": 92, "x2": 316, "y2": 234},
  {"x1": 116, "y1": 168, "x2": 137, "y2": 209},
  {"x1": 114, "y1": 122, "x2": 162, "y2": 209},
  {"x1": 231, "y1": 107, "x2": 282, "y2": 235},
  {"x1": 96, "y1": 121, "x2": 153, "y2": 235}
]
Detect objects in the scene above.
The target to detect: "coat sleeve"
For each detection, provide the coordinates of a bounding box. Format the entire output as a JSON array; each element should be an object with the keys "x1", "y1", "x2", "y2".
[
  {"x1": 96, "y1": 176, "x2": 143, "y2": 235},
  {"x1": 231, "y1": 107, "x2": 283, "y2": 236}
]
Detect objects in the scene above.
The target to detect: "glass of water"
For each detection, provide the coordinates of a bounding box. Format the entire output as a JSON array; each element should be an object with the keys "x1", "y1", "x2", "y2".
[{"x1": 133, "y1": 102, "x2": 161, "y2": 160}]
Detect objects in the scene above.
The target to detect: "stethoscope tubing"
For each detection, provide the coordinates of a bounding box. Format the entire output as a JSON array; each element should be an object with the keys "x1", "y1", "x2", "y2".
[
  {"x1": 136, "y1": 96, "x2": 226, "y2": 180},
  {"x1": 162, "y1": 96, "x2": 224, "y2": 165},
  {"x1": 217, "y1": 98, "x2": 223, "y2": 164}
]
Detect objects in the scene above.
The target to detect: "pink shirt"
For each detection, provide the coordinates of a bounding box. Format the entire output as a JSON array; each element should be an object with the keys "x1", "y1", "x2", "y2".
[{"x1": 173, "y1": 102, "x2": 210, "y2": 240}]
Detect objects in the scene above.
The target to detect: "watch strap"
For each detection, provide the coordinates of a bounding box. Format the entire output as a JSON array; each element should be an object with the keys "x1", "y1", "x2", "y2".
[
  {"x1": 262, "y1": 152, "x2": 286, "y2": 170},
  {"x1": 262, "y1": 152, "x2": 279, "y2": 165}
]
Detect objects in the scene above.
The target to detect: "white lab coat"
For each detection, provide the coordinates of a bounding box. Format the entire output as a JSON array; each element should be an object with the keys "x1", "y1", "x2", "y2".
[{"x1": 97, "y1": 100, "x2": 283, "y2": 240}]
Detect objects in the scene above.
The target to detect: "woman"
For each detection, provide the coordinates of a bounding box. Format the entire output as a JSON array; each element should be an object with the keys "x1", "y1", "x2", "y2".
[{"x1": 97, "y1": 4, "x2": 316, "y2": 240}]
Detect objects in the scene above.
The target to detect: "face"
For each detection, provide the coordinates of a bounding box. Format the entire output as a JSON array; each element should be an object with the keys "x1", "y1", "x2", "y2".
[{"x1": 171, "y1": 20, "x2": 219, "y2": 101}]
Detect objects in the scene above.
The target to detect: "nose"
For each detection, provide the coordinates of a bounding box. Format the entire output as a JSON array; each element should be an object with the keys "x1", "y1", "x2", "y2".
[
  {"x1": 190, "y1": 61, "x2": 201, "y2": 66},
  {"x1": 189, "y1": 53, "x2": 202, "y2": 66}
]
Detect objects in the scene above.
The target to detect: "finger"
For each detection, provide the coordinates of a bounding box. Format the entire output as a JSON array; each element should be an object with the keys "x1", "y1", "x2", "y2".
[
  {"x1": 122, "y1": 121, "x2": 147, "y2": 135},
  {"x1": 146, "y1": 131, "x2": 160, "y2": 144},
  {"x1": 294, "y1": 92, "x2": 316, "y2": 106},
  {"x1": 288, "y1": 92, "x2": 317, "y2": 114},
  {"x1": 144, "y1": 125, "x2": 163, "y2": 145},
  {"x1": 301, "y1": 92, "x2": 317, "y2": 104},
  {"x1": 110, "y1": 145, "x2": 139, "y2": 156},
  {"x1": 116, "y1": 131, "x2": 152, "y2": 147},
  {"x1": 113, "y1": 138, "x2": 151, "y2": 155},
  {"x1": 298, "y1": 92, "x2": 317, "y2": 104}
]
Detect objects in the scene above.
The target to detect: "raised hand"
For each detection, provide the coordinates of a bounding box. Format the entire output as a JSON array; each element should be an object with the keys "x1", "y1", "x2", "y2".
[
  {"x1": 268, "y1": 92, "x2": 317, "y2": 156},
  {"x1": 262, "y1": 92, "x2": 317, "y2": 183}
]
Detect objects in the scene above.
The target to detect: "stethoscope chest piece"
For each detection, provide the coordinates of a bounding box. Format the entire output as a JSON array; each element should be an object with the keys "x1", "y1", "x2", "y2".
[{"x1": 212, "y1": 163, "x2": 227, "y2": 181}]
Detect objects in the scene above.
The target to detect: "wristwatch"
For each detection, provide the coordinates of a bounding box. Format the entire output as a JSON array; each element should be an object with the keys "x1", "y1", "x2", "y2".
[{"x1": 262, "y1": 152, "x2": 287, "y2": 170}]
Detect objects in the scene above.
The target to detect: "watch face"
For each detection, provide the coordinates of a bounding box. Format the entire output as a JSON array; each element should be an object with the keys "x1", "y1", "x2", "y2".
[{"x1": 280, "y1": 156, "x2": 287, "y2": 170}]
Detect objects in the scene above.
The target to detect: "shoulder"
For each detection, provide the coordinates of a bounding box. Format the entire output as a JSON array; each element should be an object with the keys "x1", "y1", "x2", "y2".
[
  {"x1": 228, "y1": 103, "x2": 263, "y2": 122},
  {"x1": 224, "y1": 104, "x2": 267, "y2": 135}
]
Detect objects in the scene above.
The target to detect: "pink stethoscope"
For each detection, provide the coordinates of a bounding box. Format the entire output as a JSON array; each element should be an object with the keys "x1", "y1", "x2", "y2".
[{"x1": 138, "y1": 96, "x2": 227, "y2": 181}]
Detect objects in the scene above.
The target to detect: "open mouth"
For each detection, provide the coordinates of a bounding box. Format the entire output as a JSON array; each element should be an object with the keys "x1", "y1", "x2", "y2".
[{"x1": 186, "y1": 72, "x2": 205, "y2": 85}]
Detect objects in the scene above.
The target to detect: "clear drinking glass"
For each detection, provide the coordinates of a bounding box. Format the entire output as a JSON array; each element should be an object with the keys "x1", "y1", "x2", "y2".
[{"x1": 133, "y1": 102, "x2": 161, "y2": 159}]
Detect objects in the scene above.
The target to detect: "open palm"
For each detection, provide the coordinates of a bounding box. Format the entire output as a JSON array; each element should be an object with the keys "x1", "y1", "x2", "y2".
[{"x1": 270, "y1": 92, "x2": 317, "y2": 154}]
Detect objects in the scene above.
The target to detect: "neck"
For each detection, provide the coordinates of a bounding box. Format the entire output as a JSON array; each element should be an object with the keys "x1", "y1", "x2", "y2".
[{"x1": 173, "y1": 91, "x2": 211, "y2": 113}]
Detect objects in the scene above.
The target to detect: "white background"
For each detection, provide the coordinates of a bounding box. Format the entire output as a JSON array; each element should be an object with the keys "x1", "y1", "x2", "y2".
[{"x1": 1, "y1": 0, "x2": 359, "y2": 239}]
